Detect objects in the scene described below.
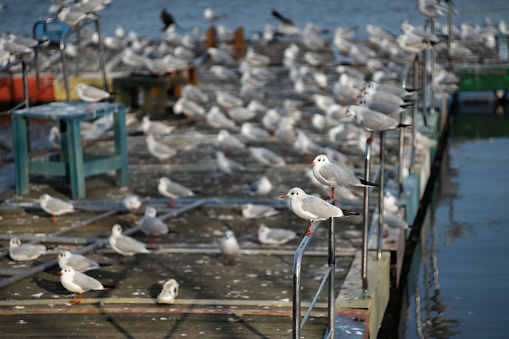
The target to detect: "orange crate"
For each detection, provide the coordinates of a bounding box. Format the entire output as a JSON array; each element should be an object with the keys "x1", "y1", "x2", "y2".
[{"x1": 0, "y1": 74, "x2": 55, "y2": 102}]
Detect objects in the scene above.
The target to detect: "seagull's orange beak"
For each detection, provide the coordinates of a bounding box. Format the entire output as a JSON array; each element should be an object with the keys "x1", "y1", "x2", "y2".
[
  {"x1": 58, "y1": 271, "x2": 63, "y2": 275},
  {"x1": 308, "y1": 161, "x2": 315, "y2": 165},
  {"x1": 280, "y1": 194, "x2": 289, "y2": 199}
]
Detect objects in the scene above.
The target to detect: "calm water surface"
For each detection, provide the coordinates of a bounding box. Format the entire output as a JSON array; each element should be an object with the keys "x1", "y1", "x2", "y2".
[{"x1": 405, "y1": 128, "x2": 509, "y2": 338}]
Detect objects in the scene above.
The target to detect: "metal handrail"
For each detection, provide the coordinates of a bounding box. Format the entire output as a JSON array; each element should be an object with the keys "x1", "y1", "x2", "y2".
[{"x1": 292, "y1": 217, "x2": 335, "y2": 339}]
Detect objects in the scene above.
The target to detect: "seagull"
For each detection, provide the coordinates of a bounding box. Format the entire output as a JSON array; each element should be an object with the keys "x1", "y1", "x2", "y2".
[
  {"x1": 270, "y1": 8, "x2": 300, "y2": 37},
  {"x1": 215, "y1": 90, "x2": 243, "y2": 109},
  {"x1": 157, "y1": 279, "x2": 179, "y2": 304},
  {"x1": 139, "y1": 206, "x2": 173, "y2": 243},
  {"x1": 257, "y1": 224, "x2": 296, "y2": 245},
  {"x1": 173, "y1": 97, "x2": 206, "y2": 119},
  {"x1": 229, "y1": 106, "x2": 257, "y2": 123},
  {"x1": 160, "y1": 9, "x2": 176, "y2": 31},
  {"x1": 384, "y1": 190, "x2": 400, "y2": 214},
  {"x1": 57, "y1": 6, "x2": 93, "y2": 26},
  {"x1": 157, "y1": 176, "x2": 194, "y2": 207},
  {"x1": 210, "y1": 65, "x2": 239, "y2": 81},
  {"x1": 57, "y1": 250, "x2": 102, "y2": 272},
  {"x1": 248, "y1": 175, "x2": 273, "y2": 197},
  {"x1": 74, "y1": 83, "x2": 110, "y2": 111},
  {"x1": 242, "y1": 203, "x2": 279, "y2": 219},
  {"x1": 122, "y1": 194, "x2": 142, "y2": 221},
  {"x1": 59, "y1": 266, "x2": 107, "y2": 305},
  {"x1": 141, "y1": 116, "x2": 175, "y2": 136},
  {"x1": 281, "y1": 187, "x2": 360, "y2": 236},
  {"x1": 241, "y1": 122, "x2": 271, "y2": 142},
  {"x1": 216, "y1": 151, "x2": 245, "y2": 176},
  {"x1": 345, "y1": 105, "x2": 410, "y2": 143},
  {"x1": 207, "y1": 47, "x2": 237, "y2": 67},
  {"x1": 220, "y1": 230, "x2": 239, "y2": 266},
  {"x1": 109, "y1": 224, "x2": 150, "y2": 265},
  {"x1": 215, "y1": 129, "x2": 246, "y2": 152},
  {"x1": 309, "y1": 154, "x2": 379, "y2": 200},
  {"x1": 9, "y1": 237, "x2": 46, "y2": 261},
  {"x1": 206, "y1": 106, "x2": 238, "y2": 131},
  {"x1": 181, "y1": 84, "x2": 209, "y2": 104},
  {"x1": 248, "y1": 146, "x2": 286, "y2": 167},
  {"x1": 40, "y1": 194, "x2": 75, "y2": 223},
  {"x1": 48, "y1": 126, "x2": 61, "y2": 149},
  {"x1": 245, "y1": 47, "x2": 271, "y2": 67},
  {"x1": 204, "y1": 8, "x2": 226, "y2": 22},
  {"x1": 146, "y1": 135, "x2": 177, "y2": 163},
  {"x1": 360, "y1": 87, "x2": 413, "y2": 107}
]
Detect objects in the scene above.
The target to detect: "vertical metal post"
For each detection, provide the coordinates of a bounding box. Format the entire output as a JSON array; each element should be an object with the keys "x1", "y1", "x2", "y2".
[
  {"x1": 328, "y1": 217, "x2": 335, "y2": 337},
  {"x1": 21, "y1": 59, "x2": 29, "y2": 108},
  {"x1": 447, "y1": 0, "x2": 453, "y2": 69},
  {"x1": 430, "y1": 18, "x2": 436, "y2": 116},
  {"x1": 421, "y1": 51, "x2": 428, "y2": 127},
  {"x1": 398, "y1": 109, "x2": 405, "y2": 198},
  {"x1": 411, "y1": 58, "x2": 419, "y2": 173},
  {"x1": 95, "y1": 20, "x2": 109, "y2": 92},
  {"x1": 293, "y1": 235, "x2": 304, "y2": 339},
  {"x1": 377, "y1": 131, "x2": 385, "y2": 260},
  {"x1": 60, "y1": 38, "x2": 71, "y2": 101},
  {"x1": 361, "y1": 140, "x2": 372, "y2": 293}
]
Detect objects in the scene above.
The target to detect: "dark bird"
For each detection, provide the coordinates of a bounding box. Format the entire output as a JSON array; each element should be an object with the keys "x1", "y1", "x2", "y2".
[
  {"x1": 161, "y1": 9, "x2": 176, "y2": 31},
  {"x1": 270, "y1": 8, "x2": 294, "y2": 26}
]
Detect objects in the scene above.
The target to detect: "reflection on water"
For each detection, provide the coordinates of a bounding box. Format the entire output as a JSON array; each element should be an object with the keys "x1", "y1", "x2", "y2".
[{"x1": 405, "y1": 110, "x2": 509, "y2": 338}]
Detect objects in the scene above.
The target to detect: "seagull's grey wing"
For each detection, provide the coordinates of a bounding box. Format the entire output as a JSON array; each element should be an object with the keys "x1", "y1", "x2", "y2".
[
  {"x1": 73, "y1": 271, "x2": 104, "y2": 291},
  {"x1": 154, "y1": 142, "x2": 176, "y2": 155},
  {"x1": 46, "y1": 198, "x2": 73, "y2": 212},
  {"x1": 68, "y1": 255, "x2": 99, "y2": 272},
  {"x1": 82, "y1": 85, "x2": 109, "y2": 99},
  {"x1": 268, "y1": 228, "x2": 296, "y2": 242},
  {"x1": 300, "y1": 196, "x2": 337, "y2": 219},
  {"x1": 116, "y1": 235, "x2": 147, "y2": 253},
  {"x1": 360, "y1": 111, "x2": 397, "y2": 130},
  {"x1": 141, "y1": 217, "x2": 168, "y2": 235},
  {"x1": 167, "y1": 182, "x2": 193, "y2": 197},
  {"x1": 11, "y1": 244, "x2": 45, "y2": 259}
]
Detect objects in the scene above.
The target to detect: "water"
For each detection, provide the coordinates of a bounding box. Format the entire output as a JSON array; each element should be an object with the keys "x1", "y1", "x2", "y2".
[
  {"x1": 404, "y1": 117, "x2": 509, "y2": 338},
  {"x1": 1, "y1": 0, "x2": 509, "y2": 41}
]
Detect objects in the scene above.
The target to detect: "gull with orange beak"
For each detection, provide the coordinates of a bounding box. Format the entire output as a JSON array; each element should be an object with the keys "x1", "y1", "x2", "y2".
[
  {"x1": 281, "y1": 187, "x2": 359, "y2": 236},
  {"x1": 59, "y1": 266, "x2": 107, "y2": 305}
]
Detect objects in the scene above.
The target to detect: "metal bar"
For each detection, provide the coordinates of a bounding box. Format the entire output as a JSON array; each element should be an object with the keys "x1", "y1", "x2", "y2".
[
  {"x1": 0, "y1": 234, "x2": 98, "y2": 245},
  {"x1": 21, "y1": 59, "x2": 29, "y2": 109},
  {"x1": 447, "y1": 1, "x2": 453, "y2": 69},
  {"x1": 95, "y1": 20, "x2": 108, "y2": 92},
  {"x1": 327, "y1": 217, "x2": 335, "y2": 338},
  {"x1": 411, "y1": 59, "x2": 419, "y2": 174},
  {"x1": 301, "y1": 265, "x2": 333, "y2": 327},
  {"x1": 292, "y1": 220, "x2": 322, "y2": 338},
  {"x1": 398, "y1": 109, "x2": 406, "y2": 198},
  {"x1": 430, "y1": 18, "x2": 436, "y2": 116},
  {"x1": 421, "y1": 50, "x2": 428, "y2": 127},
  {"x1": 361, "y1": 141, "x2": 372, "y2": 293},
  {"x1": 377, "y1": 131, "x2": 385, "y2": 260}
]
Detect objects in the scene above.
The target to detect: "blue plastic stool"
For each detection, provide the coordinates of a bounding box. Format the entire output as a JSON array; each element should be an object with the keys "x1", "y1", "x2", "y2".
[{"x1": 12, "y1": 102, "x2": 129, "y2": 199}]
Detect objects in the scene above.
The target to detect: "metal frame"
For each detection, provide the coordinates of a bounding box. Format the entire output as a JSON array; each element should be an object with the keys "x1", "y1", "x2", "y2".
[{"x1": 292, "y1": 217, "x2": 335, "y2": 339}]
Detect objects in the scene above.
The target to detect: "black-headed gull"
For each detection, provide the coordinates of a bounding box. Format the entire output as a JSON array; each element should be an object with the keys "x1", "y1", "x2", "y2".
[
  {"x1": 157, "y1": 176, "x2": 194, "y2": 208},
  {"x1": 242, "y1": 203, "x2": 279, "y2": 219},
  {"x1": 281, "y1": 187, "x2": 360, "y2": 236},
  {"x1": 309, "y1": 154, "x2": 378, "y2": 200},
  {"x1": 141, "y1": 116, "x2": 175, "y2": 137},
  {"x1": 146, "y1": 135, "x2": 177, "y2": 163},
  {"x1": 40, "y1": 194, "x2": 75, "y2": 223},
  {"x1": 220, "y1": 230, "x2": 239, "y2": 266},
  {"x1": 257, "y1": 224, "x2": 296, "y2": 245},
  {"x1": 59, "y1": 266, "x2": 107, "y2": 305},
  {"x1": 139, "y1": 207, "x2": 174, "y2": 243},
  {"x1": 109, "y1": 224, "x2": 150, "y2": 265},
  {"x1": 57, "y1": 250, "x2": 102, "y2": 272},
  {"x1": 122, "y1": 194, "x2": 141, "y2": 221},
  {"x1": 9, "y1": 237, "x2": 46, "y2": 261},
  {"x1": 74, "y1": 83, "x2": 110, "y2": 111}
]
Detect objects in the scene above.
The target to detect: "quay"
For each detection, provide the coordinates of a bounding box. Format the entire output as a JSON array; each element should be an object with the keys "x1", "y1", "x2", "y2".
[{"x1": 1, "y1": 3, "x2": 508, "y2": 338}]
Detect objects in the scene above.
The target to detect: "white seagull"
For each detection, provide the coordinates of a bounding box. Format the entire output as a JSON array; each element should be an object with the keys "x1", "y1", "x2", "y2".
[
  {"x1": 59, "y1": 266, "x2": 107, "y2": 305},
  {"x1": 157, "y1": 176, "x2": 194, "y2": 207},
  {"x1": 146, "y1": 135, "x2": 177, "y2": 163},
  {"x1": 220, "y1": 230, "x2": 239, "y2": 266},
  {"x1": 57, "y1": 250, "x2": 102, "y2": 272},
  {"x1": 242, "y1": 203, "x2": 279, "y2": 219},
  {"x1": 281, "y1": 187, "x2": 360, "y2": 236},
  {"x1": 257, "y1": 224, "x2": 296, "y2": 245},
  {"x1": 74, "y1": 83, "x2": 110, "y2": 111},
  {"x1": 40, "y1": 194, "x2": 75, "y2": 223},
  {"x1": 9, "y1": 237, "x2": 46, "y2": 261},
  {"x1": 109, "y1": 224, "x2": 150, "y2": 265}
]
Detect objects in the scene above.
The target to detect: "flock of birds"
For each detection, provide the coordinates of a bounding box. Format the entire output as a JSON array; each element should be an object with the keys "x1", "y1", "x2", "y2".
[{"x1": 2, "y1": 0, "x2": 499, "y2": 306}]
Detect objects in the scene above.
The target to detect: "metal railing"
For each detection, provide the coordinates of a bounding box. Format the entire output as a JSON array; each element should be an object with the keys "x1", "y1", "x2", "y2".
[
  {"x1": 292, "y1": 217, "x2": 335, "y2": 339},
  {"x1": 32, "y1": 15, "x2": 108, "y2": 101}
]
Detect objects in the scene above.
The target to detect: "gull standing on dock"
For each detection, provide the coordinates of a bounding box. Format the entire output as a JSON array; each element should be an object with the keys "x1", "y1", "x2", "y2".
[
  {"x1": 309, "y1": 154, "x2": 379, "y2": 200},
  {"x1": 57, "y1": 250, "x2": 102, "y2": 272},
  {"x1": 141, "y1": 116, "x2": 175, "y2": 137},
  {"x1": 157, "y1": 176, "x2": 194, "y2": 207},
  {"x1": 220, "y1": 230, "x2": 239, "y2": 266},
  {"x1": 9, "y1": 237, "x2": 46, "y2": 261},
  {"x1": 248, "y1": 146, "x2": 286, "y2": 167},
  {"x1": 109, "y1": 224, "x2": 150, "y2": 265},
  {"x1": 257, "y1": 224, "x2": 296, "y2": 245},
  {"x1": 59, "y1": 266, "x2": 107, "y2": 305},
  {"x1": 281, "y1": 187, "x2": 360, "y2": 236},
  {"x1": 139, "y1": 207, "x2": 174, "y2": 243},
  {"x1": 345, "y1": 105, "x2": 410, "y2": 143},
  {"x1": 146, "y1": 135, "x2": 177, "y2": 163},
  {"x1": 122, "y1": 194, "x2": 142, "y2": 221},
  {"x1": 242, "y1": 203, "x2": 279, "y2": 219},
  {"x1": 74, "y1": 83, "x2": 110, "y2": 111},
  {"x1": 40, "y1": 194, "x2": 75, "y2": 223}
]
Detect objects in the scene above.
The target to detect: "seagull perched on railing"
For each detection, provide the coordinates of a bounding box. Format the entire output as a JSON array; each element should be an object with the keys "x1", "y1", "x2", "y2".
[{"x1": 74, "y1": 83, "x2": 110, "y2": 111}]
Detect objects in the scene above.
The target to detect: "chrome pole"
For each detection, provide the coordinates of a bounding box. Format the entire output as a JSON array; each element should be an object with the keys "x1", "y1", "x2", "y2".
[
  {"x1": 411, "y1": 57, "x2": 419, "y2": 174},
  {"x1": 430, "y1": 17, "x2": 436, "y2": 116},
  {"x1": 327, "y1": 217, "x2": 335, "y2": 337},
  {"x1": 421, "y1": 50, "x2": 428, "y2": 127},
  {"x1": 447, "y1": 0, "x2": 454, "y2": 69},
  {"x1": 377, "y1": 131, "x2": 385, "y2": 260},
  {"x1": 95, "y1": 19, "x2": 109, "y2": 92},
  {"x1": 21, "y1": 59, "x2": 29, "y2": 108},
  {"x1": 362, "y1": 140, "x2": 372, "y2": 293}
]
